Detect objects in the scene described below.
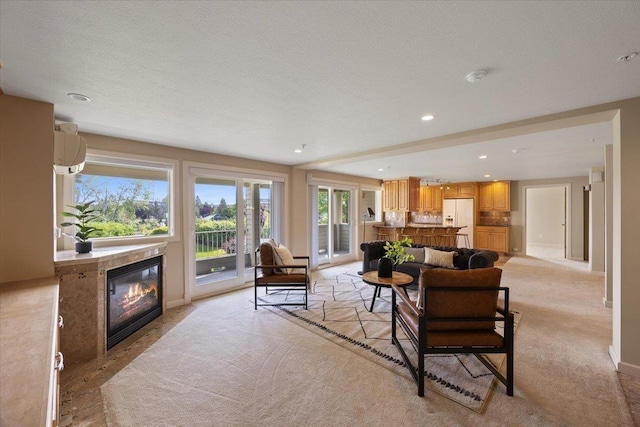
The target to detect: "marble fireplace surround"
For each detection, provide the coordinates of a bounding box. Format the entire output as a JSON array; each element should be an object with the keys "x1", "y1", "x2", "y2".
[{"x1": 54, "y1": 243, "x2": 167, "y2": 365}]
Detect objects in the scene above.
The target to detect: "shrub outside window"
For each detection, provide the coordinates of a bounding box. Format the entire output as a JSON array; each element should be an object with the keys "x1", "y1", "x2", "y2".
[{"x1": 73, "y1": 155, "x2": 173, "y2": 239}]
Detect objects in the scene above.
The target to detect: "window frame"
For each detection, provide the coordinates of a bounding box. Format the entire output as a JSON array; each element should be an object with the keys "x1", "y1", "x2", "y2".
[{"x1": 58, "y1": 150, "x2": 180, "y2": 250}]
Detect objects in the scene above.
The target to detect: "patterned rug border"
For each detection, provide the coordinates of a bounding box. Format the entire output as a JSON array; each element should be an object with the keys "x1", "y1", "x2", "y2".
[
  {"x1": 273, "y1": 304, "x2": 488, "y2": 403},
  {"x1": 258, "y1": 273, "x2": 521, "y2": 412}
]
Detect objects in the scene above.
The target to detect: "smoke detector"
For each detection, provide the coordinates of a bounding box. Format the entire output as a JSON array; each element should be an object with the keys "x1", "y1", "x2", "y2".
[{"x1": 465, "y1": 69, "x2": 488, "y2": 82}]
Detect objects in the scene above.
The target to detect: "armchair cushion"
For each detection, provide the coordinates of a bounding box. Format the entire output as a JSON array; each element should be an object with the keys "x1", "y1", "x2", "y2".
[
  {"x1": 397, "y1": 301, "x2": 503, "y2": 346},
  {"x1": 273, "y1": 244, "x2": 295, "y2": 274},
  {"x1": 419, "y1": 267, "x2": 503, "y2": 331}
]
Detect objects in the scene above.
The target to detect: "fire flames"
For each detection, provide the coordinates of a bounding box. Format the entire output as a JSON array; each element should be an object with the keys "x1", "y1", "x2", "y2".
[{"x1": 123, "y1": 282, "x2": 157, "y2": 309}]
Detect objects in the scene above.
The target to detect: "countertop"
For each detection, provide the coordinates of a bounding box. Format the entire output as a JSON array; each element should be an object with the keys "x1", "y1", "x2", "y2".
[
  {"x1": 375, "y1": 224, "x2": 465, "y2": 229},
  {"x1": 54, "y1": 242, "x2": 167, "y2": 266},
  {"x1": 0, "y1": 276, "x2": 59, "y2": 427}
]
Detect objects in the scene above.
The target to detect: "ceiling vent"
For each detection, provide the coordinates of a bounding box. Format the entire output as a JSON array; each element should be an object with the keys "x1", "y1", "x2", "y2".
[{"x1": 54, "y1": 123, "x2": 87, "y2": 175}]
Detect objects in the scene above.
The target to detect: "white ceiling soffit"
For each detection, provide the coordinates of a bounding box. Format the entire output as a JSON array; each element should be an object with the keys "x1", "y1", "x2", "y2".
[{"x1": 0, "y1": 1, "x2": 638, "y2": 180}]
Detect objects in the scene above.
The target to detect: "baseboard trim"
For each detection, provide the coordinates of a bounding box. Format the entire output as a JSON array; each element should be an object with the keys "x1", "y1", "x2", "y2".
[
  {"x1": 618, "y1": 361, "x2": 640, "y2": 379},
  {"x1": 609, "y1": 345, "x2": 640, "y2": 379},
  {"x1": 166, "y1": 299, "x2": 185, "y2": 309},
  {"x1": 602, "y1": 297, "x2": 613, "y2": 308},
  {"x1": 609, "y1": 345, "x2": 620, "y2": 369}
]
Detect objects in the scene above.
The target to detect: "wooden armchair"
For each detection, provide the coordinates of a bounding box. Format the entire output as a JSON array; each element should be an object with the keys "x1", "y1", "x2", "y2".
[
  {"x1": 254, "y1": 242, "x2": 310, "y2": 310},
  {"x1": 391, "y1": 267, "x2": 514, "y2": 397}
]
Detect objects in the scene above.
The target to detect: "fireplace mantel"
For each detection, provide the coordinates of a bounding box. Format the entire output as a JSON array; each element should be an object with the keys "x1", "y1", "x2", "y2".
[{"x1": 54, "y1": 243, "x2": 167, "y2": 365}]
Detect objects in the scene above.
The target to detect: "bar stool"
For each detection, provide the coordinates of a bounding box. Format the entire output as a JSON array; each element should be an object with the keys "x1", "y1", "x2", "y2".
[
  {"x1": 439, "y1": 228, "x2": 457, "y2": 247},
  {"x1": 400, "y1": 228, "x2": 418, "y2": 244},
  {"x1": 456, "y1": 233, "x2": 471, "y2": 248},
  {"x1": 415, "y1": 229, "x2": 430, "y2": 245},
  {"x1": 427, "y1": 229, "x2": 446, "y2": 246},
  {"x1": 376, "y1": 229, "x2": 393, "y2": 241}
]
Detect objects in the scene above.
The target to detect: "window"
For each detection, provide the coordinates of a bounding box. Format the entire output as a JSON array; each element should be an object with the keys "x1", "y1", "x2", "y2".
[{"x1": 72, "y1": 154, "x2": 174, "y2": 239}]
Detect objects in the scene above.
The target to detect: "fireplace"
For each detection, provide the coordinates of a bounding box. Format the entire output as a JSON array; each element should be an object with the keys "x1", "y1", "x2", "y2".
[{"x1": 107, "y1": 256, "x2": 163, "y2": 349}]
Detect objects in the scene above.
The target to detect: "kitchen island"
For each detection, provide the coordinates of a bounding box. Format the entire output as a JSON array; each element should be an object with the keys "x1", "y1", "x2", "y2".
[{"x1": 372, "y1": 225, "x2": 465, "y2": 246}]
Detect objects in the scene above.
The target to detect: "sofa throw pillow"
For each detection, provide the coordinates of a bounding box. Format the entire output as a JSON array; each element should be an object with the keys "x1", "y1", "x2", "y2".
[
  {"x1": 273, "y1": 244, "x2": 295, "y2": 274},
  {"x1": 405, "y1": 247, "x2": 425, "y2": 264},
  {"x1": 424, "y1": 247, "x2": 456, "y2": 269}
]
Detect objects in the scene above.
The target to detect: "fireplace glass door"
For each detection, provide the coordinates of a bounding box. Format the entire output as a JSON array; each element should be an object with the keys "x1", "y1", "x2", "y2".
[{"x1": 107, "y1": 256, "x2": 163, "y2": 349}]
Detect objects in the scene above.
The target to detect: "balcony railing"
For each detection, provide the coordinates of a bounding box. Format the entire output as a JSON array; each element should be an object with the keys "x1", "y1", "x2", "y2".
[{"x1": 195, "y1": 228, "x2": 271, "y2": 259}]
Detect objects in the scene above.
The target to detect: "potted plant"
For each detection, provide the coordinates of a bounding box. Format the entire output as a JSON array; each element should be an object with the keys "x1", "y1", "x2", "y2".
[
  {"x1": 383, "y1": 236, "x2": 416, "y2": 266},
  {"x1": 378, "y1": 237, "x2": 415, "y2": 277},
  {"x1": 60, "y1": 201, "x2": 101, "y2": 253}
]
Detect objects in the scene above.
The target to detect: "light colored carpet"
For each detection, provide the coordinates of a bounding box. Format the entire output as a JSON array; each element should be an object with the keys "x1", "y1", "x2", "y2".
[
  {"x1": 257, "y1": 268, "x2": 520, "y2": 412},
  {"x1": 102, "y1": 256, "x2": 634, "y2": 426}
]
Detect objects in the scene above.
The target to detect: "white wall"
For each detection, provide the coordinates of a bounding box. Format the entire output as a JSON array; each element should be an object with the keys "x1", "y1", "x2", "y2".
[
  {"x1": 604, "y1": 145, "x2": 613, "y2": 306},
  {"x1": 589, "y1": 167, "x2": 605, "y2": 272}
]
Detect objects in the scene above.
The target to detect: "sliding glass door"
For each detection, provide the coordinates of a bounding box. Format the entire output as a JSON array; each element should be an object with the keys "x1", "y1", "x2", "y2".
[
  {"x1": 317, "y1": 186, "x2": 353, "y2": 265},
  {"x1": 186, "y1": 164, "x2": 283, "y2": 299},
  {"x1": 193, "y1": 177, "x2": 240, "y2": 286}
]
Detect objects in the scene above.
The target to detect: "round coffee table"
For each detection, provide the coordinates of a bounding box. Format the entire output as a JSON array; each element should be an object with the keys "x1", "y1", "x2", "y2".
[{"x1": 362, "y1": 271, "x2": 413, "y2": 312}]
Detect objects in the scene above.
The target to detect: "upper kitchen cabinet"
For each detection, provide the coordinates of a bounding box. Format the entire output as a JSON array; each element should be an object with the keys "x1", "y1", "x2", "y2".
[
  {"x1": 478, "y1": 181, "x2": 511, "y2": 211},
  {"x1": 419, "y1": 185, "x2": 443, "y2": 212},
  {"x1": 443, "y1": 182, "x2": 476, "y2": 199},
  {"x1": 383, "y1": 180, "x2": 398, "y2": 210},
  {"x1": 383, "y1": 177, "x2": 420, "y2": 211}
]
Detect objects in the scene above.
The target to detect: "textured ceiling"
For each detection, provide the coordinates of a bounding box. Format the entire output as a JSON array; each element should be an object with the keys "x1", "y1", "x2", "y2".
[{"x1": 1, "y1": 1, "x2": 638, "y2": 181}]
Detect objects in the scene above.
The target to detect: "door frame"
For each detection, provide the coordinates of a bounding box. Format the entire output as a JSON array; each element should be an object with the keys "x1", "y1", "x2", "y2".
[
  {"x1": 183, "y1": 161, "x2": 288, "y2": 303},
  {"x1": 523, "y1": 183, "x2": 571, "y2": 259},
  {"x1": 308, "y1": 177, "x2": 358, "y2": 267}
]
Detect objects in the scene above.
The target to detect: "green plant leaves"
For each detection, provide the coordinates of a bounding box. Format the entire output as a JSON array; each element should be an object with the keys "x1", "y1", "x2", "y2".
[
  {"x1": 383, "y1": 236, "x2": 416, "y2": 265},
  {"x1": 60, "y1": 200, "x2": 102, "y2": 242}
]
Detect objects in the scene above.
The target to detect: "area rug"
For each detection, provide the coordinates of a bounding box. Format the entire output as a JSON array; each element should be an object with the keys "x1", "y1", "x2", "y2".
[{"x1": 258, "y1": 268, "x2": 520, "y2": 413}]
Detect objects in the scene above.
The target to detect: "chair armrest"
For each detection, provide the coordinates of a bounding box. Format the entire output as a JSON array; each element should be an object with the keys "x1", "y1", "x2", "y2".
[
  {"x1": 391, "y1": 283, "x2": 422, "y2": 317},
  {"x1": 255, "y1": 264, "x2": 308, "y2": 269},
  {"x1": 292, "y1": 256, "x2": 310, "y2": 266}
]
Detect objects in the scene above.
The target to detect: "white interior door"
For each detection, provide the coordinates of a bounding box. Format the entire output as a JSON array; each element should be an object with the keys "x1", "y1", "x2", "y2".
[{"x1": 526, "y1": 186, "x2": 567, "y2": 259}]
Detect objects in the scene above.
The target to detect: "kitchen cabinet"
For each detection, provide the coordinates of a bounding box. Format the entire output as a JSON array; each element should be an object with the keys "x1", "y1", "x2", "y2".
[
  {"x1": 383, "y1": 180, "x2": 397, "y2": 211},
  {"x1": 383, "y1": 177, "x2": 420, "y2": 211},
  {"x1": 443, "y1": 182, "x2": 476, "y2": 199},
  {"x1": 0, "y1": 277, "x2": 61, "y2": 427},
  {"x1": 476, "y1": 226, "x2": 509, "y2": 254},
  {"x1": 419, "y1": 186, "x2": 442, "y2": 212},
  {"x1": 478, "y1": 181, "x2": 511, "y2": 211}
]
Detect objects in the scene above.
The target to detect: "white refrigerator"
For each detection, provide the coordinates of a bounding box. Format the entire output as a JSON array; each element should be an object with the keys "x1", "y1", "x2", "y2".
[{"x1": 442, "y1": 198, "x2": 474, "y2": 248}]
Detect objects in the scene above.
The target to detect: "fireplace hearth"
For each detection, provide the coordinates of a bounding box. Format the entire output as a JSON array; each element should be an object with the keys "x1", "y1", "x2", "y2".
[{"x1": 107, "y1": 256, "x2": 163, "y2": 349}]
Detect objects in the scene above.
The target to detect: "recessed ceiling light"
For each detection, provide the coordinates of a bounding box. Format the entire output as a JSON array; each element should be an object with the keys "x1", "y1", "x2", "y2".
[
  {"x1": 294, "y1": 144, "x2": 307, "y2": 153},
  {"x1": 484, "y1": 174, "x2": 491, "y2": 178},
  {"x1": 617, "y1": 52, "x2": 638, "y2": 63},
  {"x1": 479, "y1": 155, "x2": 487, "y2": 159},
  {"x1": 511, "y1": 149, "x2": 520, "y2": 154},
  {"x1": 67, "y1": 93, "x2": 91, "y2": 102},
  {"x1": 465, "y1": 69, "x2": 488, "y2": 83},
  {"x1": 421, "y1": 114, "x2": 435, "y2": 121},
  {"x1": 378, "y1": 168, "x2": 384, "y2": 172}
]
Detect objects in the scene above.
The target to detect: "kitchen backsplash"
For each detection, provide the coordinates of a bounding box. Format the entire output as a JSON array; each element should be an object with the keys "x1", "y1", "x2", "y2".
[
  {"x1": 479, "y1": 211, "x2": 511, "y2": 226},
  {"x1": 410, "y1": 212, "x2": 442, "y2": 224},
  {"x1": 384, "y1": 210, "x2": 406, "y2": 226}
]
